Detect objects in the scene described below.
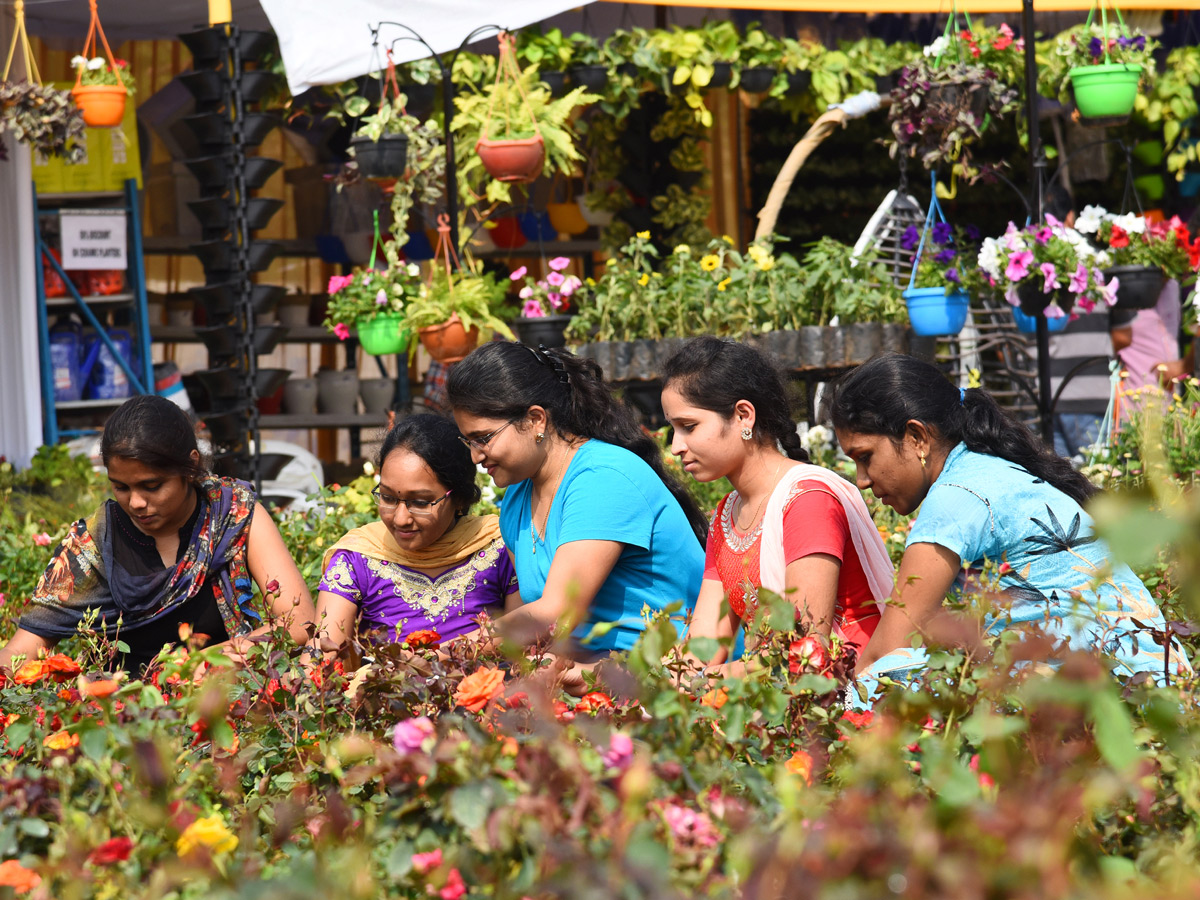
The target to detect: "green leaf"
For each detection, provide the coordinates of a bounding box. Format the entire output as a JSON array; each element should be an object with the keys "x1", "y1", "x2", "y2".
[
  {"x1": 448, "y1": 782, "x2": 492, "y2": 831},
  {"x1": 961, "y1": 709, "x2": 1027, "y2": 743},
  {"x1": 344, "y1": 96, "x2": 370, "y2": 118},
  {"x1": 19, "y1": 818, "x2": 50, "y2": 838},
  {"x1": 80, "y1": 728, "x2": 108, "y2": 762},
  {"x1": 686, "y1": 637, "x2": 720, "y2": 663},
  {"x1": 385, "y1": 841, "x2": 415, "y2": 879},
  {"x1": 1090, "y1": 690, "x2": 1139, "y2": 772}
]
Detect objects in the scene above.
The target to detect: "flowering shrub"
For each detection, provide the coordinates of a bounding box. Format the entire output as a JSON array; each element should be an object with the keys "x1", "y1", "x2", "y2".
[
  {"x1": 511, "y1": 257, "x2": 582, "y2": 318},
  {"x1": 71, "y1": 55, "x2": 136, "y2": 96},
  {"x1": 977, "y1": 218, "x2": 1116, "y2": 316},
  {"x1": 322, "y1": 262, "x2": 422, "y2": 339},
  {"x1": 1075, "y1": 205, "x2": 1200, "y2": 282}
]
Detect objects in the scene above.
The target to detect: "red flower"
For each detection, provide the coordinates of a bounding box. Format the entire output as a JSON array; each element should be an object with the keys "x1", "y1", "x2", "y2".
[
  {"x1": 788, "y1": 635, "x2": 830, "y2": 674},
  {"x1": 994, "y1": 34, "x2": 1013, "y2": 51},
  {"x1": 1109, "y1": 225, "x2": 1130, "y2": 249},
  {"x1": 44, "y1": 654, "x2": 81, "y2": 681},
  {"x1": 264, "y1": 578, "x2": 280, "y2": 595},
  {"x1": 405, "y1": 629, "x2": 441, "y2": 649},
  {"x1": 841, "y1": 709, "x2": 874, "y2": 729},
  {"x1": 574, "y1": 691, "x2": 614, "y2": 713},
  {"x1": 439, "y1": 868, "x2": 467, "y2": 900},
  {"x1": 88, "y1": 836, "x2": 134, "y2": 866}
]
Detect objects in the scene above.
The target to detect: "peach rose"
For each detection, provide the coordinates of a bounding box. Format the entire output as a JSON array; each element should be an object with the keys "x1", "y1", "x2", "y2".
[{"x1": 453, "y1": 668, "x2": 505, "y2": 713}]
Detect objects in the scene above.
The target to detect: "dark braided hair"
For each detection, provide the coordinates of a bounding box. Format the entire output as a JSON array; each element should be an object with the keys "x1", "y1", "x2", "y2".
[
  {"x1": 101, "y1": 395, "x2": 207, "y2": 480},
  {"x1": 379, "y1": 414, "x2": 481, "y2": 516},
  {"x1": 447, "y1": 341, "x2": 708, "y2": 545},
  {"x1": 661, "y1": 336, "x2": 810, "y2": 463},
  {"x1": 825, "y1": 353, "x2": 1097, "y2": 506}
]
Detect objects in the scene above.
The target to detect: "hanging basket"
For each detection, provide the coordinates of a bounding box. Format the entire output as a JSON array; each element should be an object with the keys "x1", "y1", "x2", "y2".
[
  {"x1": 351, "y1": 133, "x2": 409, "y2": 179},
  {"x1": 902, "y1": 287, "x2": 969, "y2": 337},
  {"x1": 739, "y1": 67, "x2": 777, "y2": 94},
  {"x1": 71, "y1": 0, "x2": 128, "y2": 129},
  {"x1": 1011, "y1": 303, "x2": 1070, "y2": 334},
  {"x1": 418, "y1": 314, "x2": 479, "y2": 363},
  {"x1": 476, "y1": 135, "x2": 546, "y2": 183},
  {"x1": 1103, "y1": 264, "x2": 1163, "y2": 310},
  {"x1": 548, "y1": 201, "x2": 589, "y2": 235},
  {"x1": 357, "y1": 312, "x2": 410, "y2": 356},
  {"x1": 1069, "y1": 63, "x2": 1142, "y2": 122},
  {"x1": 513, "y1": 314, "x2": 574, "y2": 350}
]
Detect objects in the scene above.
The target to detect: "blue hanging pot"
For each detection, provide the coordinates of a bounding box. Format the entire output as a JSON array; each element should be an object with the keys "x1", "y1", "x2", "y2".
[
  {"x1": 902, "y1": 287, "x2": 970, "y2": 337},
  {"x1": 519, "y1": 209, "x2": 556, "y2": 243}
]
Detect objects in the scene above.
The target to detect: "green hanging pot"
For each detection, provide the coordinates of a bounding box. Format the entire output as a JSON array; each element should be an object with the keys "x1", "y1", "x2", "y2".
[
  {"x1": 357, "y1": 312, "x2": 410, "y2": 356},
  {"x1": 1068, "y1": 63, "x2": 1142, "y2": 121}
]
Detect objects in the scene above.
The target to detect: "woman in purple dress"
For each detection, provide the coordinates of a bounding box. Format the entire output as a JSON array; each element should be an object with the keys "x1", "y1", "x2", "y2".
[{"x1": 314, "y1": 414, "x2": 518, "y2": 655}]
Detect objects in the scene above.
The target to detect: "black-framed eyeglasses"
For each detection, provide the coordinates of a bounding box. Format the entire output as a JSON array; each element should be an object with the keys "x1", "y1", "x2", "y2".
[
  {"x1": 458, "y1": 419, "x2": 517, "y2": 452},
  {"x1": 371, "y1": 488, "x2": 453, "y2": 516}
]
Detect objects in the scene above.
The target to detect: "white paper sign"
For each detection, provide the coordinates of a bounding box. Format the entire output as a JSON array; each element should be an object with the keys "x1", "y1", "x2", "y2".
[{"x1": 59, "y1": 211, "x2": 127, "y2": 271}]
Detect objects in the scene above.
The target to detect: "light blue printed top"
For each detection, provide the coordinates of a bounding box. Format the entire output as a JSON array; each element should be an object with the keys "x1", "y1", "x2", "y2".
[
  {"x1": 499, "y1": 440, "x2": 704, "y2": 653},
  {"x1": 862, "y1": 443, "x2": 1175, "y2": 687}
]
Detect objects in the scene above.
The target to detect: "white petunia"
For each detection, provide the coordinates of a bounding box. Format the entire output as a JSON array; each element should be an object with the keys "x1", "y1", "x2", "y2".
[
  {"x1": 406, "y1": 263, "x2": 420, "y2": 277},
  {"x1": 86, "y1": 57, "x2": 106, "y2": 70},
  {"x1": 1092, "y1": 249, "x2": 1111, "y2": 267},
  {"x1": 978, "y1": 238, "x2": 1002, "y2": 280},
  {"x1": 801, "y1": 424, "x2": 833, "y2": 453},
  {"x1": 1074, "y1": 205, "x2": 1107, "y2": 234},
  {"x1": 923, "y1": 35, "x2": 949, "y2": 58},
  {"x1": 1111, "y1": 213, "x2": 1146, "y2": 234},
  {"x1": 71, "y1": 55, "x2": 88, "y2": 69}
]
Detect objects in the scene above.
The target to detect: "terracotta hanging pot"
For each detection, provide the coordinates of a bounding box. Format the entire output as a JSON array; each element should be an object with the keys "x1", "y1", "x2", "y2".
[
  {"x1": 418, "y1": 314, "x2": 480, "y2": 363},
  {"x1": 72, "y1": 84, "x2": 126, "y2": 127},
  {"x1": 475, "y1": 134, "x2": 546, "y2": 183}
]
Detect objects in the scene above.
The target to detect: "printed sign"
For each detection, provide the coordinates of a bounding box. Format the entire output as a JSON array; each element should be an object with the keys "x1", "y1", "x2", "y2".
[{"x1": 59, "y1": 211, "x2": 127, "y2": 270}]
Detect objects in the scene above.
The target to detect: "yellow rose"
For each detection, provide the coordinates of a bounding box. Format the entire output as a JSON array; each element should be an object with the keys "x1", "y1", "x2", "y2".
[{"x1": 176, "y1": 814, "x2": 238, "y2": 857}]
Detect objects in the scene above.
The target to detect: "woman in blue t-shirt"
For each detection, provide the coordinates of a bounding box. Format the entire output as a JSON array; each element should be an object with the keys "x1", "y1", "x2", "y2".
[
  {"x1": 826, "y1": 353, "x2": 1178, "y2": 684},
  {"x1": 447, "y1": 341, "x2": 707, "y2": 663}
]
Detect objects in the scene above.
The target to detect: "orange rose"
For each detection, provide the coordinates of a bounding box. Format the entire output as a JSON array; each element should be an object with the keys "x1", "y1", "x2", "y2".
[
  {"x1": 13, "y1": 660, "x2": 49, "y2": 685},
  {"x1": 453, "y1": 668, "x2": 505, "y2": 713},
  {"x1": 405, "y1": 629, "x2": 442, "y2": 649},
  {"x1": 80, "y1": 678, "x2": 121, "y2": 699},
  {"x1": 700, "y1": 688, "x2": 728, "y2": 710},
  {"x1": 43, "y1": 730, "x2": 80, "y2": 751},
  {"x1": 0, "y1": 859, "x2": 41, "y2": 893},
  {"x1": 44, "y1": 654, "x2": 82, "y2": 681},
  {"x1": 785, "y1": 749, "x2": 813, "y2": 785}
]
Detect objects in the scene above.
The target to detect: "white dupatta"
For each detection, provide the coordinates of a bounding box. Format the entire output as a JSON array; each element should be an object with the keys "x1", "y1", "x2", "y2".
[{"x1": 758, "y1": 464, "x2": 895, "y2": 620}]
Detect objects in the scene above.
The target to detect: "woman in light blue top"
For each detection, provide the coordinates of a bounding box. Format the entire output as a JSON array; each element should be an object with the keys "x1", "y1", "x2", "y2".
[
  {"x1": 827, "y1": 353, "x2": 1177, "y2": 684},
  {"x1": 447, "y1": 341, "x2": 707, "y2": 661}
]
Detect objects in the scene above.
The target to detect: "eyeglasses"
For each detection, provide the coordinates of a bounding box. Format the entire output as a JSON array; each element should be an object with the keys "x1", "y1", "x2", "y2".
[
  {"x1": 371, "y1": 488, "x2": 453, "y2": 516},
  {"x1": 458, "y1": 419, "x2": 517, "y2": 452}
]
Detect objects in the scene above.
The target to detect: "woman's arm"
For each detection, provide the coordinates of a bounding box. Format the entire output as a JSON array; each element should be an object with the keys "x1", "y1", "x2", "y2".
[
  {"x1": 854, "y1": 542, "x2": 961, "y2": 674},
  {"x1": 0, "y1": 629, "x2": 55, "y2": 674},
  {"x1": 311, "y1": 590, "x2": 359, "y2": 658},
  {"x1": 503, "y1": 549, "x2": 524, "y2": 613},
  {"x1": 684, "y1": 577, "x2": 740, "y2": 666},
  {"x1": 242, "y1": 502, "x2": 316, "y2": 644},
  {"x1": 783, "y1": 553, "x2": 842, "y2": 638},
  {"x1": 495, "y1": 539, "x2": 623, "y2": 647}
]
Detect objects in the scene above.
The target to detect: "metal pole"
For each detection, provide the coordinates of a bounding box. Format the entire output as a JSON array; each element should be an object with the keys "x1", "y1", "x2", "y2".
[{"x1": 1022, "y1": 0, "x2": 1054, "y2": 445}]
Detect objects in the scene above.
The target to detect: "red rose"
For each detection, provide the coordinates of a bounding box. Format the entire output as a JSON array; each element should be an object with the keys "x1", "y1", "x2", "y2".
[
  {"x1": 788, "y1": 635, "x2": 830, "y2": 674},
  {"x1": 88, "y1": 836, "x2": 134, "y2": 866},
  {"x1": 574, "y1": 691, "x2": 614, "y2": 713}
]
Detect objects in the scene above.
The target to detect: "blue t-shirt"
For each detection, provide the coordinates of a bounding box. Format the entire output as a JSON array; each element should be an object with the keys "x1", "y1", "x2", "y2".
[
  {"x1": 499, "y1": 440, "x2": 704, "y2": 652},
  {"x1": 902, "y1": 443, "x2": 1170, "y2": 677}
]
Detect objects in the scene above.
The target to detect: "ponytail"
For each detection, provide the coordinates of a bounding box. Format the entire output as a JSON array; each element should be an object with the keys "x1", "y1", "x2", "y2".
[
  {"x1": 447, "y1": 341, "x2": 709, "y2": 544},
  {"x1": 826, "y1": 353, "x2": 1097, "y2": 506},
  {"x1": 662, "y1": 336, "x2": 810, "y2": 463}
]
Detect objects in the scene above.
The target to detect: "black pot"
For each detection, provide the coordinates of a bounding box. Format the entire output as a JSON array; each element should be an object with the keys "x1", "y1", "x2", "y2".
[
  {"x1": 197, "y1": 324, "x2": 286, "y2": 359},
  {"x1": 611, "y1": 341, "x2": 633, "y2": 381},
  {"x1": 569, "y1": 64, "x2": 609, "y2": 92},
  {"x1": 1103, "y1": 265, "x2": 1165, "y2": 311},
  {"x1": 202, "y1": 410, "x2": 244, "y2": 444},
  {"x1": 187, "y1": 197, "x2": 284, "y2": 232},
  {"x1": 182, "y1": 112, "x2": 280, "y2": 149},
  {"x1": 351, "y1": 134, "x2": 409, "y2": 179},
  {"x1": 708, "y1": 62, "x2": 734, "y2": 89},
  {"x1": 190, "y1": 239, "x2": 282, "y2": 274},
  {"x1": 180, "y1": 27, "x2": 274, "y2": 67},
  {"x1": 179, "y1": 69, "x2": 225, "y2": 103},
  {"x1": 587, "y1": 341, "x2": 614, "y2": 379},
  {"x1": 882, "y1": 322, "x2": 910, "y2": 355},
  {"x1": 256, "y1": 368, "x2": 291, "y2": 399},
  {"x1": 190, "y1": 282, "x2": 285, "y2": 320},
  {"x1": 540, "y1": 71, "x2": 569, "y2": 97},
  {"x1": 739, "y1": 66, "x2": 777, "y2": 94},
  {"x1": 513, "y1": 314, "x2": 573, "y2": 350},
  {"x1": 184, "y1": 155, "x2": 282, "y2": 192},
  {"x1": 786, "y1": 70, "x2": 813, "y2": 95},
  {"x1": 845, "y1": 322, "x2": 883, "y2": 364},
  {"x1": 1016, "y1": 280, "x2": 1068, "y2": 317}
]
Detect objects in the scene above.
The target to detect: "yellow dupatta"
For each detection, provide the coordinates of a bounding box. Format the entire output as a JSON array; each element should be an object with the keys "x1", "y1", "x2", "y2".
[{"x1": 320, "y1": 514, "x2": 502, "y2": 574}]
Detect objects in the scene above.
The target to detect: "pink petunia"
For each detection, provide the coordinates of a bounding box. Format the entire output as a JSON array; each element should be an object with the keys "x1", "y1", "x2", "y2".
[
  {"x1": 1002, "y1": 222, "x2": 1024, "y2": 251},
  {"x1": 547, "y1": 292, "x2": 563, "y2": 309},
  {"x1": 1044, "y1": 303, "x2": 1066, "y2": 318},
  {"x1": 1068, "y1": 263, "x2": 1089, "y2": 295},
  {"x1": 327, "y1": 274, "x2": 353, "y2": 294},
  {"x1": 1004, "y1": 285, "x2": 1021, "y2": 307},
  {"x1": 1039, "y1": 262, "x2": 1061, "y2": 293},
  {"x1": 548, "y1": 256, "x2": 570, "y2": 271},
  {"x1": 1033, "y1": 226, "x2": 1052, "y2": 244},
  {"x1": 522, "y1": 299, "x2": 545, "y2": 318},
  {"x1": 1004, "y1": 249, "x2": 1033, "y2": 282},
  {"x1": 546, "y1": 271, "x2": 565, "y2": 287},
  {"x1": 509, "y1": 266, "x2": 527, "y2": 282},
  {"x1": 1098, "y1": 272, "x2": 1120, "y2": 306},
  {"x1": 375, "y1": 289, "x2": 388, "y2": 306},
  {"x1": 560, "y1": 275, "x2": 581, "y2": 297},
  {"x1": 333, "y1": 322, "x2": 351, "y2": 341},
  {"x1": 518, "y1": 286, "x2": 533, "y2": 300}
]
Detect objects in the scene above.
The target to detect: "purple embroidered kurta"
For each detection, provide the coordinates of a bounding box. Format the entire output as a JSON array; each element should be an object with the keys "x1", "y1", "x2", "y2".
[{"x1": 318, "y1": 538, "x2": 517, "y2": 642}]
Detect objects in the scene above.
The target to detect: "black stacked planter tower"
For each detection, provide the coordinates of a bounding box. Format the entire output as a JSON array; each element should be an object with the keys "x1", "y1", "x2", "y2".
[{"x1": 178, "y1": 24, "x2": 284, "y2": 489}]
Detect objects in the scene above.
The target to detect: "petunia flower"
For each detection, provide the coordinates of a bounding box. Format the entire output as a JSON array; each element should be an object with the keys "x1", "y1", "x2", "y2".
[
  {"x1": 548, "y1": 256, "x2": 570, "y2": 271},
  {"x1": 932, "y1": 222, "x2": 953, "y2": 245},
  {"x1": 900, "y1": 225, "x2": 920, "y2": 251},
  {"x1": 333, "y1": 322, "x2": 351, "y2": 341},
  {"x1": 934, "y1": 248, "x2": 956, "y2": 264},
  {"x1": 509, "y1": 266, "x2": 527, "y2": 281},
  {"x1": 547, "y1": 292, "x2": 564, "y2": 309},
  {"x1": 518, "y1": 286, "x2": 533, "y2": 299},
  {"x1": 1097, "y1": 271, "x2": 1120, "y2": 306},
  {"x1": 546, "y1": 271, "x2": 565, "y2": 287},
  {"x1": 1044, "y1": 303, "x2": 1066, "y2": 318},
  {"x1": 1089, "y1": 36, "x2": 1104, "y2": 59},
  {"x1": 522, "y1": 299, "x2": 545, "y2": 318},
  {"x1": 1040, "y1": 262, "x2": 1061, "y2": 293},
  {"x1": 560, "y1": 275, "x2": 581, "y2": 296},
  {"x1": 375, "y1": 289, "x2": 387, "y2": 306},
  {"x1": 1068, "y1": 263, "x2": 1089, "y2": 295},
  {"x1": 1005, "y1": 249, "x2": 1034, "y2": 282}
]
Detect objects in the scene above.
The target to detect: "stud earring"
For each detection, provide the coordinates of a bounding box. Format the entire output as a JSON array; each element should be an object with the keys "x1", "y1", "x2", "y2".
[
  {"x1": 919, "y1": 452, "x2": 927, "y2": 469},
  {"x1": 741, "y1": 426, "x2": 753, "y2": 441},
  {"x1": 535, "y1": 432, "x2": 545, "y2": 444}
]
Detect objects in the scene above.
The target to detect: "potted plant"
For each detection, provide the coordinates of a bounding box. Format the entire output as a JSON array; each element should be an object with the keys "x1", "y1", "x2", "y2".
[
  {"x1": 1077, "y1": 205, "x2": 1199, "y2": 310},
  {"x1": 511, "y1": 257, "x2": 582, "y2": 349},
  {"x1": 1043, "y1": 20, "x2": 1154, "y2": 124},
  {"x1": 322, "y1": 260, "x2": 422, "y2": 355},
  {"x1": 70, "y1": 54, "x2": 133, "y2": 127},
  {"x1": 400, "y1": 262, "x2": 513, "y2": 363},
  {"x1": 350, "y1": 94, "x2": 418, "y2": 179},
  {"x1": 978, "y1": 218, "x2": 1116, "y2": 325},
  {"x1": 886, "y1": 56, "x2": 1018, "y2": 181},
  {"x1": 566, "y1": 31, "x2": 609, "y2": 93},
  {"x1": 0, "y1": 80, "x2": 86, "y2": 162},
  {"x1": 899, "y1": 219, "x2": 976, "y2": 337},
  {"x1": 738, "y1": 24, "x2": 782, "y2": 94},
  {"x1": 455, "y1": 32, "x2": 597, "y2": 192},
  {"x1": 516, "y1": 26, "x2": 573, "y2": 96}
]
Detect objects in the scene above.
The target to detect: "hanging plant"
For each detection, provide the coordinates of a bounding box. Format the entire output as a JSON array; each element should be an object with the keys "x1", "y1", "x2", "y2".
[
  {"x1": 1041, "y1": 8, "x2": 1155, "y2": 124},
  {"x1": 71, "y1": 0, "x2": 130, "y2": 128},
  {"x1": 901, "y1": 174, "x2": 971, "y2": 337}
]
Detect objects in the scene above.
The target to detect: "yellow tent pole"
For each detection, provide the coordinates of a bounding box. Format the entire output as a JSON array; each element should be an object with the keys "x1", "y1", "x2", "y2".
[{"x1": 208, "y1": 0, "x2": 232, "y2": 26}]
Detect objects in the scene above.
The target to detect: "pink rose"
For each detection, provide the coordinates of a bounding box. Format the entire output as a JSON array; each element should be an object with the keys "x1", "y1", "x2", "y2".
[
  {"x1": 601, "y1": 732, "x2": 633, "y2": 771},
  {"x1": 411, "y1": 848, "x2": 443, "y2": 875},
  {"x1": 509, "y1": 266, "x2": 527, "y2": 282},
  {"x1": 34, "y1": 533, "x2": 52, "y2": 546},
  {"x1": 393, "y1": 716, "x2": 435, "y2": 754},
  {"x1": 548, "y1": 256, "x2": 570, "y2": 271},
  {"x1": 440, "y1": 869, "x2": 466, "y2": 900}
]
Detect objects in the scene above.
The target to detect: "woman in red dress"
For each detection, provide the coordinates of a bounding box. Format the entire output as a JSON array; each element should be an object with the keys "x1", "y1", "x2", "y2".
[{"x1": 660, "y1": 337, "x2": 894, "y2": 670}]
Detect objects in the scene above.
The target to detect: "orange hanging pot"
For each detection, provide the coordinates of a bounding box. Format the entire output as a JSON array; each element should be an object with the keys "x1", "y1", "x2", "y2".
[
  {"x1": 71, "y1": 84, "x2": 127, "y2": 127},
  {"x1": 475, "y1": 134, "x2": 546, "y2": 184},
  {"x1": 417, "y1": 314, "x2": 480, "y2": 363}
]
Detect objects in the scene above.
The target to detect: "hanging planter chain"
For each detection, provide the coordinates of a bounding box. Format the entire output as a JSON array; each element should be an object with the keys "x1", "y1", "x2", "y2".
[
  {"x1": 481, "y1": 31, "x2": 541, "y2": 143},
  {"x1": 74, "y1": 0, "x2": 126, "y2": 93},
  {"x1": 3, "y1": 0, "x2": 41, "y2": 85}
]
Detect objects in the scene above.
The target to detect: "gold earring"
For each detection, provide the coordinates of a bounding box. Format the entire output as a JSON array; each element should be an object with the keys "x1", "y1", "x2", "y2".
[
  {"x1": 535, "y1": 432, "x2": 544, "y2": 443},
  {"x1": 919, "y1": 452, "x2": 927, "y2": 469}
]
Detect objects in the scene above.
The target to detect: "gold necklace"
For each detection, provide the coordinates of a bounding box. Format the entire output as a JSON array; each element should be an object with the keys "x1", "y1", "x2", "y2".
[
  {"x1": 531, "y1": 445, "x2": 572, "y2": 555},
  {"x1": 734, "y1": 459, "x2": 785, "y2": 533}
]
